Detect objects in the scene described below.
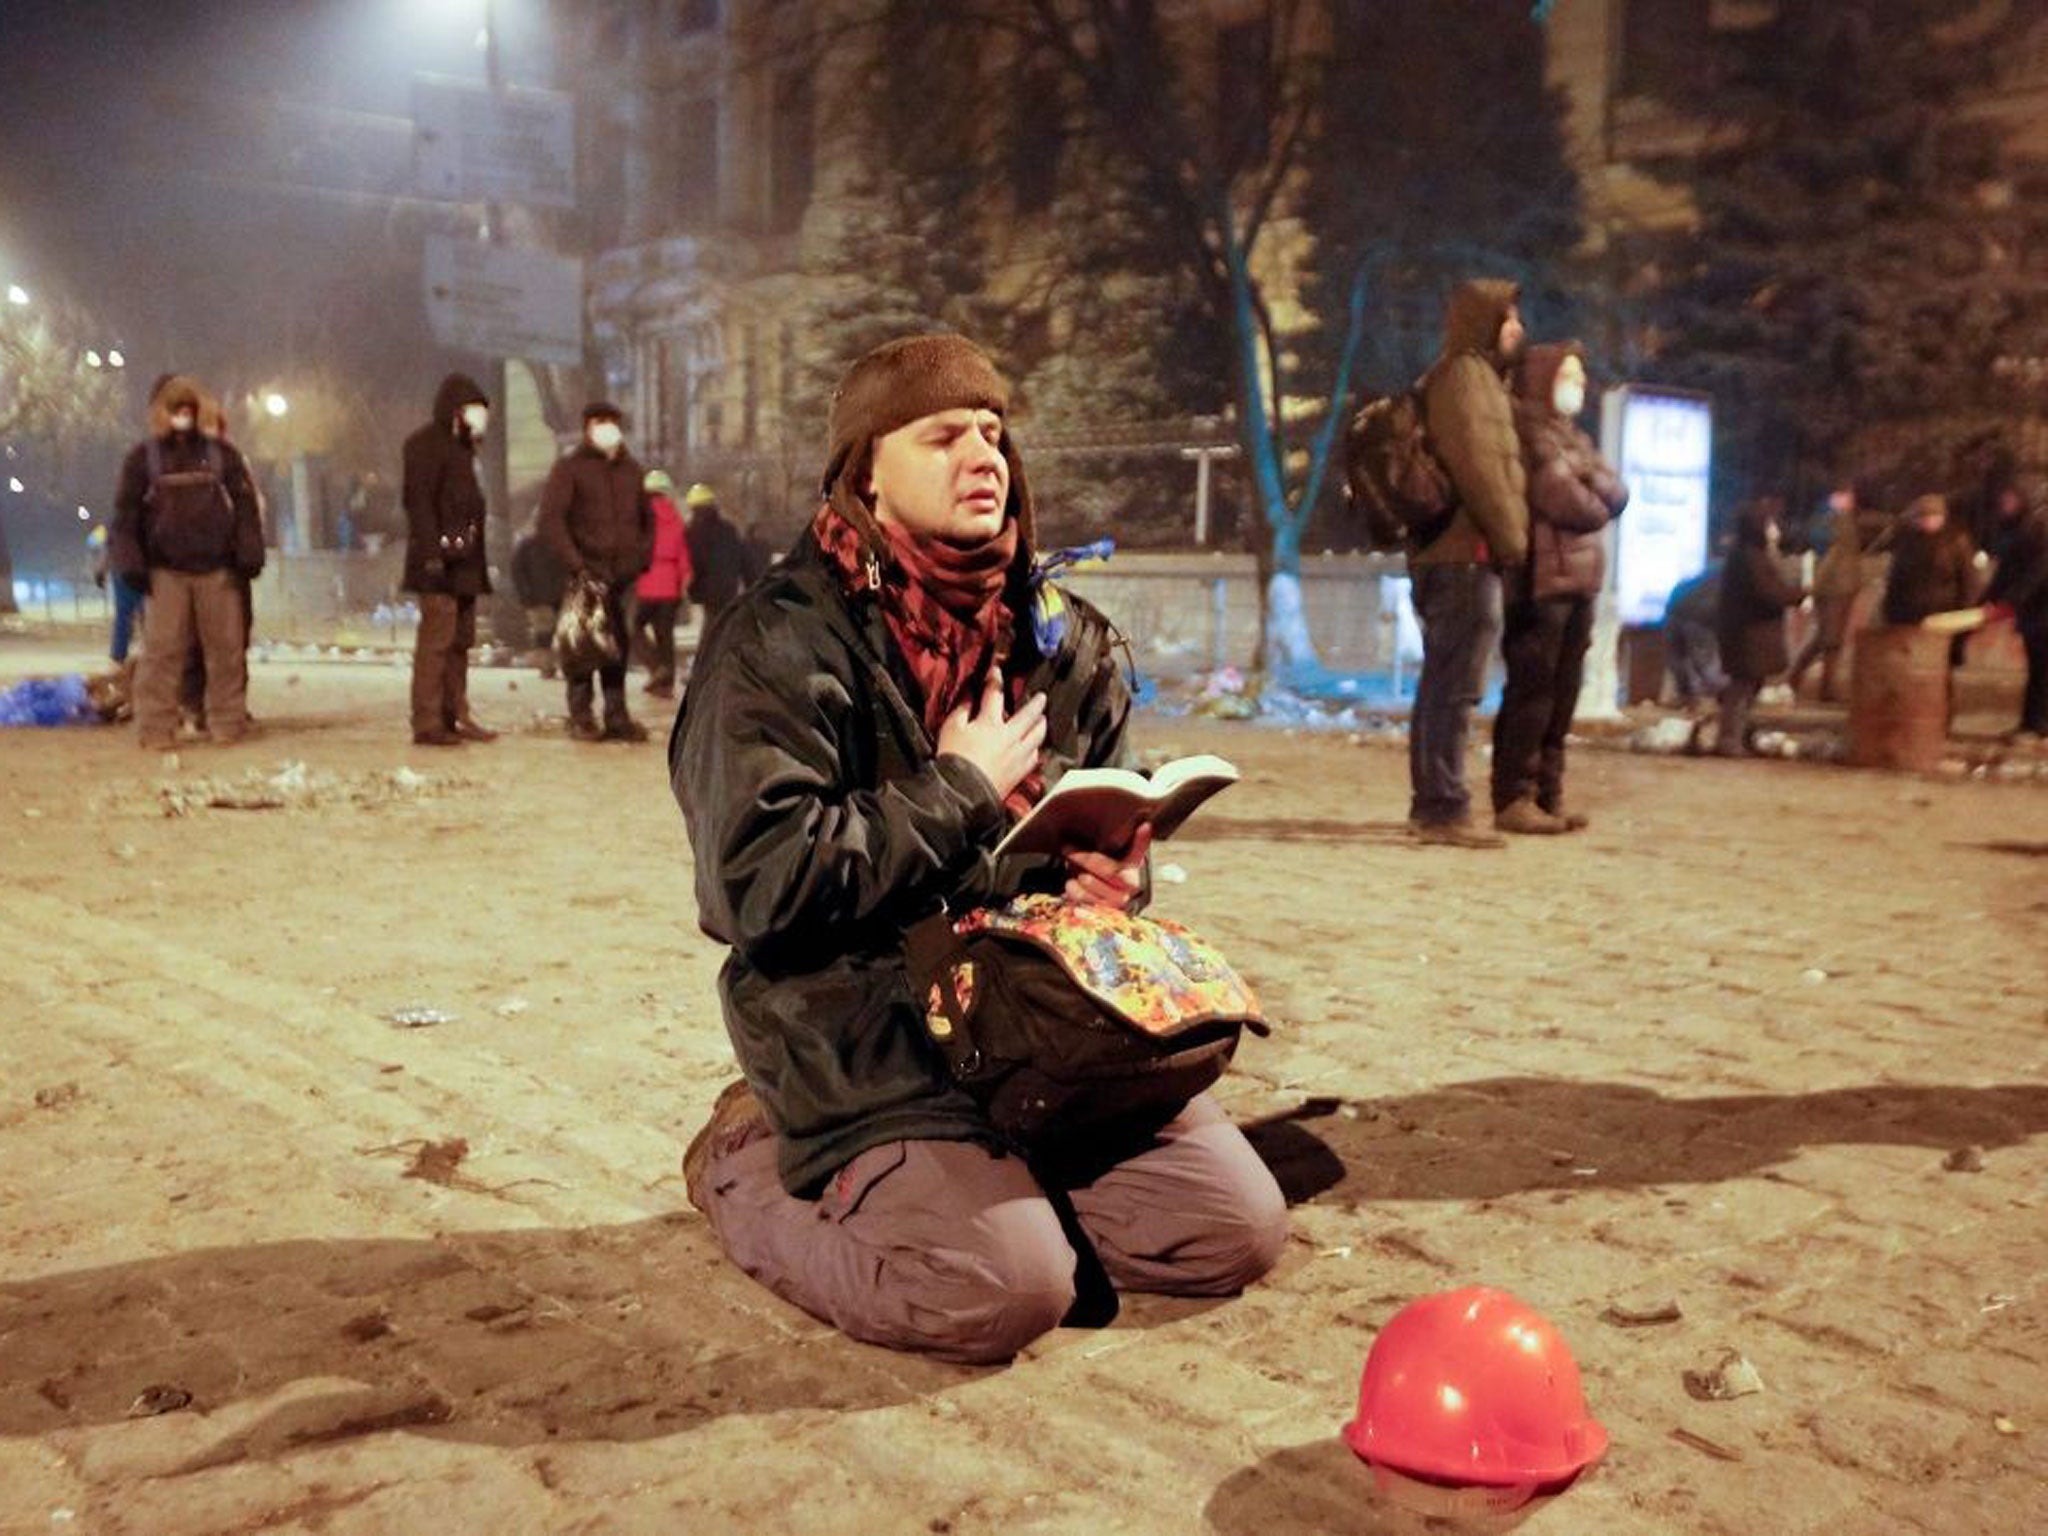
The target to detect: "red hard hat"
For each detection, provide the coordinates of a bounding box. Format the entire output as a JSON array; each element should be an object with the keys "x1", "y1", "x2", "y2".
[{"x1": 1342, "y1": 1286, "x2": 1608, "y2": 1495}]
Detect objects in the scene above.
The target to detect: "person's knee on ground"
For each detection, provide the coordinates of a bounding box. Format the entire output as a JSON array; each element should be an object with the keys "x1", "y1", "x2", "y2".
[{"x1": 885, "y1": 1227, "x2": 1079, "y2": 1365}]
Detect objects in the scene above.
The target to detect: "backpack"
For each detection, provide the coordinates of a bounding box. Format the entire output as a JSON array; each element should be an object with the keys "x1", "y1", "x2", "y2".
[
  {"x1": 143, "y1": 439, "x2": 237, "y2": 572},
  {"x1": 904, "y1": 893, "x2": 1270, "y2": 1157},
  {"x1": 1342, "y1": 385, "x2": 1457, "y2": 552}
]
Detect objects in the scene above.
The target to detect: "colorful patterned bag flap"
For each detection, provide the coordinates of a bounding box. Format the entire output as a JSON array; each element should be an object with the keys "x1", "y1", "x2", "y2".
[{"x1": 954, "y1": 893, "x2": 1269, "y2": 1039}]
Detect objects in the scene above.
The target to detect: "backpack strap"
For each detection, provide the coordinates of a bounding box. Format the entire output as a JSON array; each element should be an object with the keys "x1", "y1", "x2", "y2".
[{"x1": 144, "y1": 440, "x2": 163, "y2": 505}]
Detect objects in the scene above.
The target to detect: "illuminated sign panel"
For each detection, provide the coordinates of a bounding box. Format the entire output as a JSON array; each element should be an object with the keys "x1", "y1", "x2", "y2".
[{"x1": 1603, "y1": 387, "x2": 1713, "y2": 626}]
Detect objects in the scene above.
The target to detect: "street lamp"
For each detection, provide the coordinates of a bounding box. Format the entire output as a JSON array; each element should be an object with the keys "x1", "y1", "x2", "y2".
[
  {"x1": 76, "y1": 505, "x2": 90, "y2": 521},
  {"x1": 264, "y1": 392, "x2": 290, "y2": 418},
  {"x1": 108, "y1": 350, "x2": 125, "y2": 368},
  {"x1": 85, "y1": 350, "x2": 103, "y2": 368},
  {"x1": 6, "y1": 478, "x2": 21, "y2": 494},
  {"x1": 5, "y1": 284, "x2": 26, "y2": 306}
]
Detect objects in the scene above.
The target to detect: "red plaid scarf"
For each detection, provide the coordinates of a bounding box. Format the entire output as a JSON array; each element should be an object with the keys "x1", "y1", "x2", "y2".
[{"x1": 813, "y1": 501, "x2": 1044, "y2": 813}]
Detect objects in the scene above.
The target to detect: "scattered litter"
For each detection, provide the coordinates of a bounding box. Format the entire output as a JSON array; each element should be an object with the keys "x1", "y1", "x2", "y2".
[
  {"x1": 32, "y1": 1082, "x2": 80, "y2": 1110},
  {"x1": 1318, "y1": 1246, "x2": 1354, "y2": 1260},
  {"x1": 494, "y1": 997, "x2": 530, "y2": 1018},
  {"x1": 1800, "y1": 968, "x2": 1828, "y2": 985},
  {"x1": 1943, "y1": 1145, "x2": 1986, "y2": 1173},
  {"x1": 1994, "y1": 1413, "x2": 2020, "y2": 1436},
  {"x1": 1669, "y1": 1426, "x2": 1744, "y2": 1462},
  {"x1": 387, "y1": 1006, "x2": 457, "y2": 1029},
  {"x1": 1982, "y1": 1294, "x2": 2017, "y2": 1314},
  {"x1": 126, "y1": 1384, "x2": 192, "y2": 1417},
  {"x1": 112, "y1": 843, "x2": 137, "y2": 861},
  {"x1": 1601, "y1": 1299, "x2": 1684, "y2": 1328},
  {"x1": 1155, "y1": 862, "x2": 1188, "y2": 885},
  {"x1": 22, "y1": 807, "x2": 43, "y2": 819},
  {"x1": 1683, "y1": 1349, "x2": 1765, "y2": 1401},
  {"x1": 401, "y1": 1137, "x2": 470, "y2": 1185},
  {"x1": 154, "y1": 762, "x2": 469, "y2": 817}
]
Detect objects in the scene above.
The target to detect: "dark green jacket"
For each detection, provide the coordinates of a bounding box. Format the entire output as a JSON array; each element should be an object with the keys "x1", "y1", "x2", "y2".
[
  {"x1": 670, "y1": 537, "x2": 1137, "y2": 1195},
  {"x1": 1415, "y1": 279, "x2": 1530, "y2": 569}
]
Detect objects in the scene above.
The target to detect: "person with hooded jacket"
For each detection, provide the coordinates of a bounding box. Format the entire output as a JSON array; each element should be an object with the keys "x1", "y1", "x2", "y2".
[
  {"x1": 1492, "y1": 342, "x2": 1627, "y2": 833},
  {"x1": 1406, "y1": 279, "x2": 1532, "y2": 847},
  {"x1": 670, "y1": 334, "x2": 1285, "y2": 1365},
  {"x1": 111, "y1": 373, "x2": 265, "y2": 750},
  {"x1": 1715, "y1": 497, "x2": 1805, "y2": 756},
  {"x1": 401, "y1": 373, "x2": 496, "y2": 746},
  {"x1": 1981, "y1": 473, "x2": 2048, "y2": 742}
]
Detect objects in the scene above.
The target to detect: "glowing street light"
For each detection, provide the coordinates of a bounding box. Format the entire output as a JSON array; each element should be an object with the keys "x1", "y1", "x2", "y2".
[
  {"x1": 5, "y1": 284, "x2": 26, "y2": 306},
  {"x1": 263, "y1": 392, "x2": 290, "y2": 418},
  {"x1": 85, "y1": 350, "x2": 103, "y2": 368},
  {"x1": 108, "y1": 350, "x2": 125, "y2": 368},
  {"x1": 6, "y1": 478, "x2": 21, "y2": 493},
  {"x1": 76, "y1": 505, "x2": 91, "y2": 521}
]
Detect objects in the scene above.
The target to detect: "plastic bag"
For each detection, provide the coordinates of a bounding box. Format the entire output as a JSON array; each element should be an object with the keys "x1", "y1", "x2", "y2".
[{"x1": 553, "y1": 575, "x2": 620, "y2": 671}]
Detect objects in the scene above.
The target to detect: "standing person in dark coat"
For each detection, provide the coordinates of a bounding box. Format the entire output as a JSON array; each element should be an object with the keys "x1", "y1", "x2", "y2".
[
  {"x1": 1663, "y1": 559, "x2": 1725, "y2": 707},
  {"x1": 510, "y1": 518, "x2": 567, "y2": 678},
  {"x1": 110, "y1": 374, "x2": 265, "y2": 751},
  {"x1": 1405, "y1": 279, "x2": 1532, "y2": 848},
  {"x1": 1881, "y1": 494, "x2": 1977, "y2": 626},
  {"x1": 683, "y1": 482, "x2": 749, "y2": 629},
  {"x1": 631, "y1": 468, "x2": 693, "y2": 700},
  {"x1": 1981, "y1": 473, "x2": 2048, "y2": 744},
  {"x1": 1492, "y1": 342, "x2": 1628, "y2": 834},
  {"x1": 1714, "y1": 497, "x2": 1805, "y2": 756},
  {"x1": 539, "y1": 402, "x2": 654, "y2": 741},
  {"x1": 1788, "y1": 482, "x2": 1868, "y2": 703},
  {"x1": 401, "y1": 373, "x2": 497, "y2": 747}
]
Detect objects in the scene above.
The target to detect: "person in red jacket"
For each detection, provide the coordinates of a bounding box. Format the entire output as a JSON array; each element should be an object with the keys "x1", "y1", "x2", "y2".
[{"x1": 632, "y1": 469, "x2": 694, "y2": 699}]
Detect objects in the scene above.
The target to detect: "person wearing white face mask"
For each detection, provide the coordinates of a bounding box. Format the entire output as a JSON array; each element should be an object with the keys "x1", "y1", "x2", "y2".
[
  {"x1": 110, "y1": 373, "x2": 265, "y2": 750},
  {"x1": 401, "y1": 373, "x2": 497, "y2": 746},
  {"x1": 1492, "y1": 343, "x2": 1629, "y2": 833},
  {"x1": 538, "y1": 402, "x2": 655, "y2": 741}
]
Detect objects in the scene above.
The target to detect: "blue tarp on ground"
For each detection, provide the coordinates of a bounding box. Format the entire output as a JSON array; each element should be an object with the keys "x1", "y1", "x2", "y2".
[{"x1": 0, "y1": 674, "x2": 98, "y2": 727}]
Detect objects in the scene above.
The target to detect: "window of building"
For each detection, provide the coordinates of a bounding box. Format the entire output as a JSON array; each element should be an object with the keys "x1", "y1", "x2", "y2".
[
  {"x1": 673, "y1": 0, "x2": 718, "y2": 34},
  {"x1": 766, "y1": 70, "x2": 815, "y2": 234},
  {"x1": 1215, "y1": 20, "x2": 1269, "y2": 166},
  {"x1": 673, "y1": 94, "x2": 719, "y2": 230}
]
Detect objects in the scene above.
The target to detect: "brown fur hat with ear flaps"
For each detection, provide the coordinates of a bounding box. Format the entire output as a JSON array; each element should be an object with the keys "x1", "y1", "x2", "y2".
[{"x1": 819, "y1": 333, "x2": 1036, "y2": 553}]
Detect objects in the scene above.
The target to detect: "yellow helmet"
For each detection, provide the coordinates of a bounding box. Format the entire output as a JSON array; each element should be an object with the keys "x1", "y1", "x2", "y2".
[
  {"x1": 644, "y1": 468, "x2": 675, "y2": 495},
  {"x1": 685, "y1": 482, "x2": 718, "y2": 509}
]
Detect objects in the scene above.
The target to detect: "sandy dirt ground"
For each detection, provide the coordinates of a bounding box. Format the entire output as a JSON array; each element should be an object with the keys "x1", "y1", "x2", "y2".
[{"x1": 0, "y1": 632, "x2": 2043, "y2": 1536}]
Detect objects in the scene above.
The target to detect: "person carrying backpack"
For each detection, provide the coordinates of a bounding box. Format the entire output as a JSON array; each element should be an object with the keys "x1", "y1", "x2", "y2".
[
  {"x1": 110, "y1": 374, "x2": 265, "y2": 750},
  {"x1": 1402, "y1": 280, "x2": 1531, "y2": 848}
]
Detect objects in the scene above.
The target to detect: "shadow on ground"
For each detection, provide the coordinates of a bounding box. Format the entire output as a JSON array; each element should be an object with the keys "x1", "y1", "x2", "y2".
[
  {"x1": 7, "y1": 1078, "x2": 2043, "y2": 1453},
  {"x1": 0, "y1": 1212, "x2": 966, "y2": 1449},
  {"x1": 1241, "y1": 1077, "x2": 2048, "y2": 1207}
]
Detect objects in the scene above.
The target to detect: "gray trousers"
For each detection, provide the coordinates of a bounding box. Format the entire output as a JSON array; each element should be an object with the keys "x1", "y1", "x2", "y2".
[
  {"x1": 136, "y1": 569, "x2": 246, "y2": 746},
  {"x1": 697, "y1": 1094, "x2": 1288, "y2": 1364}
]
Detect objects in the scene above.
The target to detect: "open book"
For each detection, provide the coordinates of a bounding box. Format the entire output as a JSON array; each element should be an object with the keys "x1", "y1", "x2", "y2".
[{"x1": 994, "y1": 753, "x2": 1239, "y2": 859}]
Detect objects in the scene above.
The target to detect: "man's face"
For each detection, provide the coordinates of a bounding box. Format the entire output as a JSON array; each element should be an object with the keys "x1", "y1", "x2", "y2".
[
  {"x1": 1997, "y1": 488, "x2": 2023, "y2": 519},
  {"x1": 1497, "y1": 304, "x2": 1526, "y2": 362},
  {"x1": 868, "y1": 407, "x2": 1009, "y2": 546},
  {"x1": 1915, "y1": 506, "x2": 1946, "y2": 534},
  {"x1": 1828, "y1": 488, "x2": 1855, "y2": 516}
]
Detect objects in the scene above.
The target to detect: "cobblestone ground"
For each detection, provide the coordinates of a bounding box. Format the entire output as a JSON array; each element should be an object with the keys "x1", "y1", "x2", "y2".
[{"x1": 0, "y1": 639, "x2": 2042, "y2": 1536}]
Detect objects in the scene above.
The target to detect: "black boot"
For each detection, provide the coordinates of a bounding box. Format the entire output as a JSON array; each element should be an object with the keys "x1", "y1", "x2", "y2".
[
  {"x1": 567, "y1": 677, "x2": 604, "y2": 742},
  {"x1": 602, "y1": 684, "x2": 649, "y2": 743}
]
